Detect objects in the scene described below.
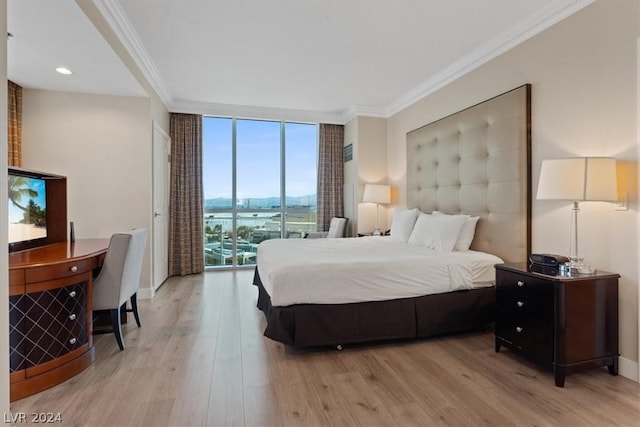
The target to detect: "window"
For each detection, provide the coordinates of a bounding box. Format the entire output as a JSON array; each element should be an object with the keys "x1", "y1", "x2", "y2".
[{"x1": 203, "y1": 117, "x2": 317, "y2": 268}]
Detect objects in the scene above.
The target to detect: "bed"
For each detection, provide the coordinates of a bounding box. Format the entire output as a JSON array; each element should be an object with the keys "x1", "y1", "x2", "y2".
[{"x1": 254, "y1": 84, "x2": 531, "y2": 347}]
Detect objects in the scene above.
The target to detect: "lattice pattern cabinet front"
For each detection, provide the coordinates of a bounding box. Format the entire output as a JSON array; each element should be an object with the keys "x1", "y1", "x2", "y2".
[{"x1": 9, "y1": 259, "x2": 96, "y2": 401}]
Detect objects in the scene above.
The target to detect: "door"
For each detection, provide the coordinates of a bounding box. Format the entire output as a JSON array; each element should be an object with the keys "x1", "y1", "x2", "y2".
[{"x1": 152, "y1": 122, "x2": 170, "y2": 289}]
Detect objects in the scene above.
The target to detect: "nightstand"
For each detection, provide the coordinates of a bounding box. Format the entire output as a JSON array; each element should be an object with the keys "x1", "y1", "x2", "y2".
[
  {"x1": 494, "y1": 262, "x2": 619, "y2": 387},
  {"x1": 357, "y1": 230, "x2": 390, "y2": 237}
]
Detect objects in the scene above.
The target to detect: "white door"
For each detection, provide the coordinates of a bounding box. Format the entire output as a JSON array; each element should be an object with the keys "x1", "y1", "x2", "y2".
[{"x1": 152, "y1": 122, "x2": 170, "y2": 290}]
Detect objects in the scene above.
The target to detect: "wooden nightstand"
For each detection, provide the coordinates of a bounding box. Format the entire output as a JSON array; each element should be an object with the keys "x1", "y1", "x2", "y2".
[
  {"x1": 494, "y1": 262, "x2": 619, "y2": 387},
  {"x1": 357, "y1": 230, "x2": 390, "y2": 237}
]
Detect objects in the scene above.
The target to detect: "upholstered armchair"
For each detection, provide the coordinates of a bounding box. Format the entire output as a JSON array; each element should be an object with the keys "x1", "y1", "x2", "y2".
[
  {"x1": 93, "y1": 228, "x2": 148, "y2": 350},
  {"x1": 305, "y1": 217, "x2": 348, "y2": 238}
]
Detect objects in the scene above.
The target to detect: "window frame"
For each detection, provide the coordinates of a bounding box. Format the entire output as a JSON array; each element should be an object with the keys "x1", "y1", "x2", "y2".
[{"x1": 203, "y1": 116, "x2": 318, "y2": 269}]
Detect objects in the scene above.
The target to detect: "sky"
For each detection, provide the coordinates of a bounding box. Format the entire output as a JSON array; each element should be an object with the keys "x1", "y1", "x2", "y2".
[{"x1": 202, "y1": 117, "x2": 318, "y2": 201}]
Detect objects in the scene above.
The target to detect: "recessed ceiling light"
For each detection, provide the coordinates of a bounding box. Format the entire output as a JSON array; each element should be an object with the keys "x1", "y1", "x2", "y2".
[{"x1": 56, "y1": 67, "x2": 73, "y2": 75}]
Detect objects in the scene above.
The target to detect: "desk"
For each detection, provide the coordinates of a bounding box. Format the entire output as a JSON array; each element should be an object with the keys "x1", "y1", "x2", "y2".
[{"x1": 9, "y1": 239, "x2": 109, "y2": 401}]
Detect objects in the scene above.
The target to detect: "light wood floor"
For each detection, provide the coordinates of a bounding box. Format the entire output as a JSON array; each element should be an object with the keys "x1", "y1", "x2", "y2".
[{"x1": 11, "y1": 270, "x2": 640, "y2": 426}]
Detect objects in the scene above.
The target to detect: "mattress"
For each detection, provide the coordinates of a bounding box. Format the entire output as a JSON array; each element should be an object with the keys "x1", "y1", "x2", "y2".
[{"x1": 257, "y1": 236, "x2": 503, "y2": 306}]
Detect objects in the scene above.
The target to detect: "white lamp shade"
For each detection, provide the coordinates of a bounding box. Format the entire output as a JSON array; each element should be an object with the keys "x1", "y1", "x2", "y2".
[
  {"x1": 363, "y1": 184, "x2": 391, "y2": 204},
  {"x1": 536, "y1": 157, "x2": 617, "y2": 202}
]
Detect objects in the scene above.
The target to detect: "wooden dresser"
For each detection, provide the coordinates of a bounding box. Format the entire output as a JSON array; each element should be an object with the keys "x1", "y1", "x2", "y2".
[
  {"x1": 9, "y1": 239, "x2": 109, "y2": 401},
  {"x1": 494, "y1": 262, "x2": 619, "y2": 387}
]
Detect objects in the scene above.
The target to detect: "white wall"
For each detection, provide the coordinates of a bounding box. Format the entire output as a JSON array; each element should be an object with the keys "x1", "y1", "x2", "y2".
[
  {"x1": 21, "y1": 90, "x2": 155, "y2": 293},
  {"x1": 386, "y1": 0, "x2": 639, "y2": 376},
  {"x1": 344, "y1": 118, "x2": 358, "y2": 236},
  {"x1": 343, "y1": 116, "x2": 388, "y2": 235},
  {"x1": 1, "y1": 0, "x2": 11, "y2": 412}
]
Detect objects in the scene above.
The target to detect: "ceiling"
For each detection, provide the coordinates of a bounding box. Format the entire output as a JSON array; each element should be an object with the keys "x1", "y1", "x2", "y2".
[{"x1": 7, "y1": 0, "x2": 592, "y2": 123}]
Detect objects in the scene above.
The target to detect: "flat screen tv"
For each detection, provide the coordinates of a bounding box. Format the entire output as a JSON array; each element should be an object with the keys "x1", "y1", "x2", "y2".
[
  {"x1": 8, "y1": 167, "x2": 67, "y2": 253},
  {"x1": 8, "y1": 173, "x2": 47, "y2": 245}
]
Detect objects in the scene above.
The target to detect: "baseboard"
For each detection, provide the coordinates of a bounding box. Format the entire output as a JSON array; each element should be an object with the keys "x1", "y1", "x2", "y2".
[
  {"x1": 137, "y1": 287, "x2": 155, "y2": 300},
  {"x1": 619, "y1": 356, "x2": 639, "y2": 382}
]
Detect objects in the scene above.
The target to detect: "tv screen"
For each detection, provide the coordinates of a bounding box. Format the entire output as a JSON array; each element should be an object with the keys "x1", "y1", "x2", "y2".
[{"x1": 8, "y1": 173, "x2": 47, "y2": 245}]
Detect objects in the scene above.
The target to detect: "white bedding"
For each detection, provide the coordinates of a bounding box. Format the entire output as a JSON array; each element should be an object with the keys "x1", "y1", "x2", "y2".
[{"x1": 257, "y1": 236, "x2": 503, "y2": 306}]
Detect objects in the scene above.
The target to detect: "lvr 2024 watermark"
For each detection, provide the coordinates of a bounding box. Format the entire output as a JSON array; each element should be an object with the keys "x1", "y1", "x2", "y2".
[{"x1": 4, "y1": 412, "x2": 62, "y2": 423}]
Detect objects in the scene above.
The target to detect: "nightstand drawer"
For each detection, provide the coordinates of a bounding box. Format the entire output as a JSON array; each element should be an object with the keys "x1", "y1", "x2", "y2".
[
  {"x1": 496, "y1": 270, "x2": 553, "y2": 300},
  {"x1": 496, "y1": 289, "x2": 551, "y2": 320},
  {"x1": 496, "y1": 309, "x2": 553, "y2": 364}
]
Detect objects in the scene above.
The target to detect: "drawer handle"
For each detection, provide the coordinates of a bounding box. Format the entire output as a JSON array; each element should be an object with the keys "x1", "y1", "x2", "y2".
[
  {"x1": 516, "y1": 301, "x2": 524, "y2": 308},
  {"x1": 516, "y1": 326, "x2": 523, "y2": 333},
  {"x1": 69, "y1": 313, "x2": 77, "y2": 321},
  {"x1": 70, "y1": 265, "x2": 78, "y2": 273},
  {"x1": 69, "y1": 337, "x2": 77, "y2": 345},
  {"x1": 517, "y1": 280, "x2": 525, "y2": 287},
  {"x1": 69, "y1": 291, "x2": 77, "y2": 298}
]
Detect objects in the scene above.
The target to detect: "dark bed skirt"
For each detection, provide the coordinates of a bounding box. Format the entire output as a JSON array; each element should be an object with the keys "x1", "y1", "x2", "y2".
[{"x1": 253, "y1": 267, "x2": 495, "y2": 347}]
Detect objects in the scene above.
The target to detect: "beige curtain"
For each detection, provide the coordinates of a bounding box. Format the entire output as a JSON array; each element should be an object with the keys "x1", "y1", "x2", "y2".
[
  {"x1": 8, "y1": 81, "x2": 22, "y2": 167},
  {"x1": 317, "y1": 123, "x2": 344, "y2": 231},
  {"x1": 169, "y1": 113, "x2": 205, "y2": 276}
]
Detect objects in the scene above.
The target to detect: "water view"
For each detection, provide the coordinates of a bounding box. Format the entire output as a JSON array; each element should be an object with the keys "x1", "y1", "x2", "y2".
[
  {"x1": 203, "y1": 117, "x2": 318, "y2": 268},
  {"x1": 204, "y1": 207, "x2": 316, "y2": 267}
]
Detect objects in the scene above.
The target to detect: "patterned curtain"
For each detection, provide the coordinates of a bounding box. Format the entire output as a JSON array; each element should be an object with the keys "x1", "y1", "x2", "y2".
[
  {"x1": 168, "y1": 113, "x2": 204, "y2": 276},
  {"x1": 317, "y1": 123, "x2": 344, "y2": 231},
  {"x1": 8, "y1": 81, "x2": 22, "y2": 167}
]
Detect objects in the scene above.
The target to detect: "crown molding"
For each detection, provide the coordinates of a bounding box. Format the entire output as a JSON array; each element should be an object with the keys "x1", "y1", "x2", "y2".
[
  {"x1": 171, "y1": 99, "x2": 344, "y2": 125},
  {"x1": 95, "y1": 0, "x2": 592, "y2": 125},
  {"x1": 341, "y1": 105, "x2": 387, "y2": 123},
  {"x1": 383, "y1": 0, "x2": 595, "y2": 117},
  {"x1": 93, "y1": 0, "x2": 173, "y2": 107}
]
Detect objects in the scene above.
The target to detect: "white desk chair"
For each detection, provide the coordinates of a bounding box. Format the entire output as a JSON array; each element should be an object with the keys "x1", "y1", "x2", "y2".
[{"x1": 93, "y1": 229, "x2": 148, "y2": 350}]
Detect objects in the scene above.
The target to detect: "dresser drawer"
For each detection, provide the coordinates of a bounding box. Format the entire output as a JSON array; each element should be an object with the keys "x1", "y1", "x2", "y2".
[
  {"x1": 26, "y1": 259, "x2": 93, "y2": 284},
  {"x1": 496, "y1": 270, "x2": 553, "y2": 300},
  {"x1": 22, "y1": 283, "x2": 88, "y2": 367},
  {"x1": 9, "y1": 269, "x2": 25, "y2": 288},
  {"x1": 23, "y1": 316, "x2": 87, "y2": 368},
  {"x1": 496, "y1": 309, "x2": 553, "y2": 364},
  {"x1": 496, "y1": 289, "x2": 552, "y2": 320},
  {"x1": 24, "y1": 282, "x2": 87, "y2": 315}
]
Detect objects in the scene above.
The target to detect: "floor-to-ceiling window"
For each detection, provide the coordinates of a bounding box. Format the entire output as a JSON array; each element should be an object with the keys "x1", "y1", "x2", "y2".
[{"x1": 203, "y1": 117, "x2": 317, "y2": 268}]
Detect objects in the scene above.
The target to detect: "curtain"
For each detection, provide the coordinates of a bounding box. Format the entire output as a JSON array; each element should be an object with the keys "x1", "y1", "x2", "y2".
[
  {"x1": 317, "y1": 123, "x2": 344, "y2": 231},
  {"x1": 168, "y1": 113, "x2": 204, "y2": 276},
  {"x1": 8, "y1": 81, "x2": 22, "y2": 167}
]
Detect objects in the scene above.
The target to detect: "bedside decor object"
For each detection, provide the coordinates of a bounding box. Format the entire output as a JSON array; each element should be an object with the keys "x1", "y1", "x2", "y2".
[
  {"x1": 362, "y1": 184, "x2": 390, "y2": 236},
  {"x1": 536, "y1": 157, "x2": 617, "y2": 273},
  {"x1": 529, "y1": 253, "x2": 569, "y2": 275}
]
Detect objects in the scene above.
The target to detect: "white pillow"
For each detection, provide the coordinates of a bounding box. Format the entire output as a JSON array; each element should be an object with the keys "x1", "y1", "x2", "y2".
[
  {"x1": 390, "y1": 208, "x2": 420, "y2": 242},
  {"x1": 432, "y1": 211, "x2": 479, "y2": 251},
  {"x1": 408, "y1": 213, "x2": 467, "y2": 252}
]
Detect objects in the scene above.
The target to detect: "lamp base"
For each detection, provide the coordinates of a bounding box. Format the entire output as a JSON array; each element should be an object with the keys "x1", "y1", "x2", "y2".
[{"x1": 569, "y1": 256, "x2": 585, "y2": 267}]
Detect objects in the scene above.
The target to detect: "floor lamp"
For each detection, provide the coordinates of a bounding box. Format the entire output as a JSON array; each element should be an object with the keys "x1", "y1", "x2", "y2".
[
  {"x1": 363, "y1": 184, "x2": 391, "y2": 236},
  {"x1": 536, "y1": 157, "x2": 617, "y2": 272}
]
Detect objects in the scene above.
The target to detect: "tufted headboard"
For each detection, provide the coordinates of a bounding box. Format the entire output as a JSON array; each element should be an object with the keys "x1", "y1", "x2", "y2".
[{"x1": 406, "y1": 85, "x2": 531, "y2": 263}]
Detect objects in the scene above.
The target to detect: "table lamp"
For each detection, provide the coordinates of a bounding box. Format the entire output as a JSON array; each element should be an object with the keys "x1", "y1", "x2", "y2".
[
  {"x1": 363, "y1": 184, "x2": 391, "y2": 236},
  {"x1": 536, "y1": 157, "x2": 617, "y2": 271}
]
